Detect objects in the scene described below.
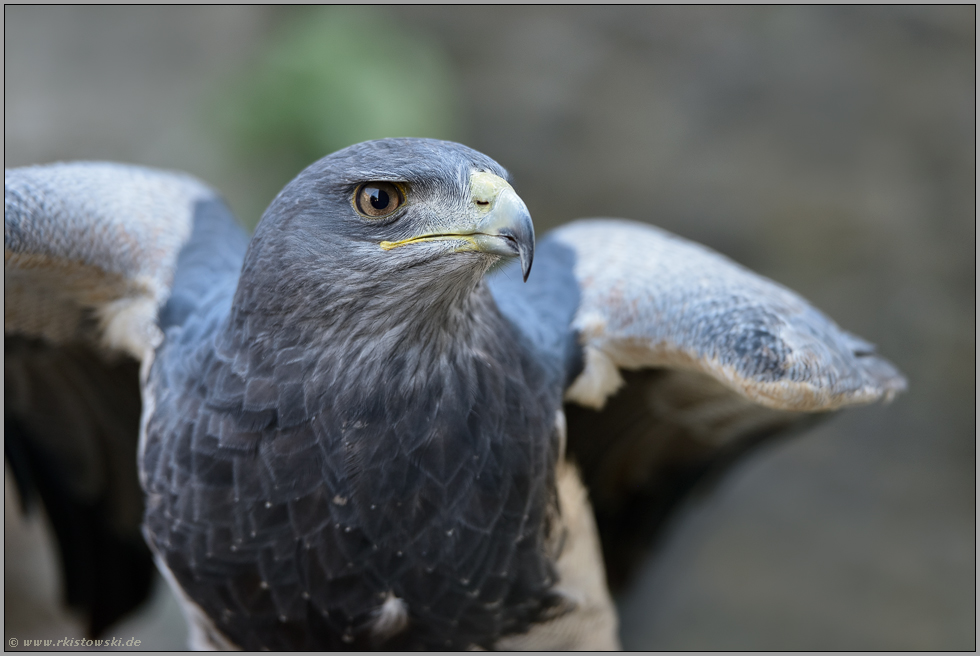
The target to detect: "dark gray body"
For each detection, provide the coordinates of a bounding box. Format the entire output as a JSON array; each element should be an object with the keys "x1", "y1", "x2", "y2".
[{"x1": 140, "y1": 144, "x2": 570, "y2": 650}]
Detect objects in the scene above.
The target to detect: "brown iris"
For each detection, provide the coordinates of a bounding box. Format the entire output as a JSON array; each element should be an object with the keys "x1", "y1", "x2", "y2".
[{"x1": 354, "y1": 181, "x2": 404, "y2": 218}]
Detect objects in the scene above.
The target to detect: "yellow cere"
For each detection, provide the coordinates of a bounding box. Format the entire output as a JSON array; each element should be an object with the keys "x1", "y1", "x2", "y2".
[{"x1": 468, "y1": 171, "x2": 513, "y2": 208}]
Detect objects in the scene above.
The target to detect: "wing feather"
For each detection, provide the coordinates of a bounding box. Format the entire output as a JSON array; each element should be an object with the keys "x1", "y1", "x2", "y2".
[
  {"x1": 5, "y1": 162, "x2": 216, "y2": 360},
  {"x1": 4, "y1": 162, "x2": 240, "y2": 636},
  {"x1": 552, "y1": 219, "x2": 906, "y2": 411}
]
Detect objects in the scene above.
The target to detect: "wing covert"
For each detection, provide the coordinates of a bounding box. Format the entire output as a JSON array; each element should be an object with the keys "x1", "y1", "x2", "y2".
[
  {"x1": 5, "y1": 162, "x2": 218, "y2": 360},
  {"x1": 551, "y1": 219, "x2": 906, "y2": 412}
]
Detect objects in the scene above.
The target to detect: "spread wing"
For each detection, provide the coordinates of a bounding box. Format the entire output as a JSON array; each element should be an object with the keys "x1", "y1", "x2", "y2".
[
  {"x1": 489, "y1": 218, "x2": 906, "y2": 587},
  {"x1": 4, "y1": 162, "x2": 247, "y2": 635}
]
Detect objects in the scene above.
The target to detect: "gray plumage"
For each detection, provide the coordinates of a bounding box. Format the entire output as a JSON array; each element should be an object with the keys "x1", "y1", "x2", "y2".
[{"x1": 3, "y1": 138, "x2": 905, "y2": 649}]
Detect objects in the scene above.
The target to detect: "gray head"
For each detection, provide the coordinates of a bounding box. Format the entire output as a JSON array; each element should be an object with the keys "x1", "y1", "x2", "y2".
[{"x1": 233, "y1": 138, "x2": 534, "y2": 331}]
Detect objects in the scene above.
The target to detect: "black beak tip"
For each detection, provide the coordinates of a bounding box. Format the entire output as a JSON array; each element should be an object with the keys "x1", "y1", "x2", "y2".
[
  {"x1": 521, "y1": 251, "x2": 533, "y2": 282},
  {"x1": 498, "y1": 225, "x2": 534, "y2": 282}
]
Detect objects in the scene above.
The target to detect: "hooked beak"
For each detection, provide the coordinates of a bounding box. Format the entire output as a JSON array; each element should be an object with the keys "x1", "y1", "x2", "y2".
[
  {"x1": 466, "y1": 183, "x2": 535, "y2": 281},
  {"x1": 379, "y1": 172, "x2": 535, "y2": 281}
]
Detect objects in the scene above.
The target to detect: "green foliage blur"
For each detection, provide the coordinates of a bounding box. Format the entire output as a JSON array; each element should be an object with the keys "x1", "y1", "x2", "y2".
[{"x1": 208, "y1": 6, "x2": 459, "y2": 228}]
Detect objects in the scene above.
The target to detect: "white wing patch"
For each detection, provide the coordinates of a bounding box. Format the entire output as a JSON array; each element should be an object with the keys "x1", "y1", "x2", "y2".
[
  {"x1": 564, "y1": 345, "x2": 624, "y2": 410},
  {"x1": 98, "y1": 293, "x2": 164, "y2": 360}
]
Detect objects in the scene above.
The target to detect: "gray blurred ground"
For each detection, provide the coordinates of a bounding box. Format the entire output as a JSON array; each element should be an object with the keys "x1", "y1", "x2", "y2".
[{"x1": 4, "y1": 6, "x2": 975, "y2": 650}]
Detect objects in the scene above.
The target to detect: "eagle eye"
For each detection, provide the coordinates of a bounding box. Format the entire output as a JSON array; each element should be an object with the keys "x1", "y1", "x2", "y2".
[{"x1": 354, "y1": 182, "x2": 404, "y2": 218}]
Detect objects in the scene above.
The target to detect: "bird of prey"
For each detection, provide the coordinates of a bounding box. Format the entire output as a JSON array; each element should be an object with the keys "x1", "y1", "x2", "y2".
[{"x1": 4, "y1": 138, "x2": 905, "y2": 650}]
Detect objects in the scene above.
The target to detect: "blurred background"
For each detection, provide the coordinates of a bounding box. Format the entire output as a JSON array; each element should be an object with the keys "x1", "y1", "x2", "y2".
[{"x1": 4, "y1": 6, "x2": 975, "y2": 650}]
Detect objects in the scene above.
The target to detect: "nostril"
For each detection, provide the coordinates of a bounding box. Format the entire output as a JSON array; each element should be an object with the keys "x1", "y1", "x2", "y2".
[{"x1": 475, "y1": 200, "x2": 490, "y2": 206}]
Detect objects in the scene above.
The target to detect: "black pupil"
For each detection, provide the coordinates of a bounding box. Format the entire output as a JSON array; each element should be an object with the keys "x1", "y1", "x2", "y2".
[{"x1": 368, "y1": 187, "x2": 390, "y2": 210}]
